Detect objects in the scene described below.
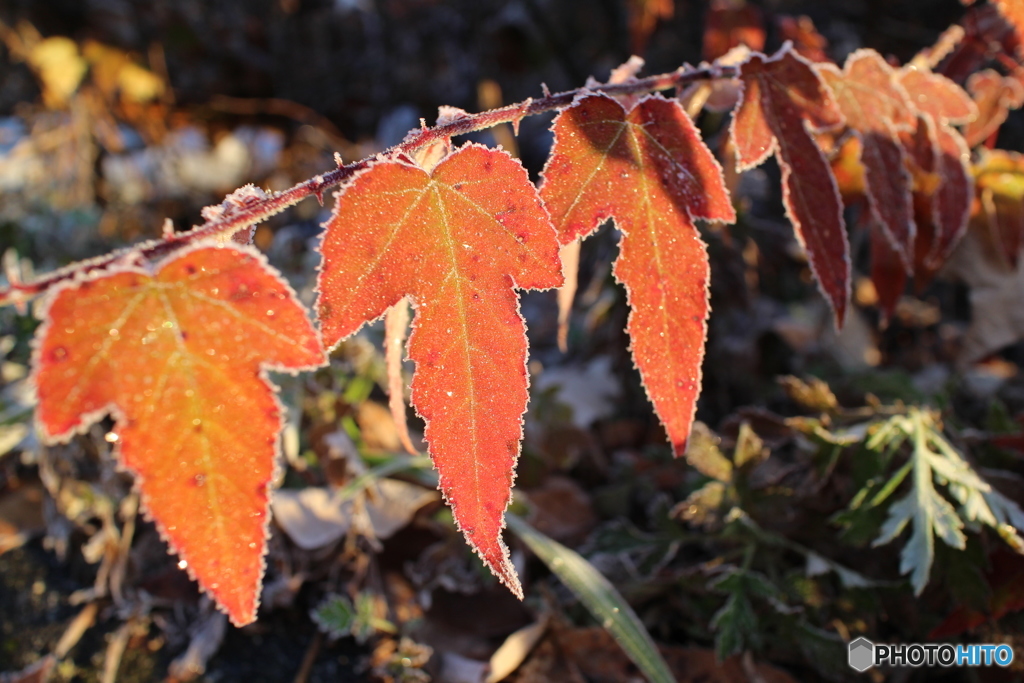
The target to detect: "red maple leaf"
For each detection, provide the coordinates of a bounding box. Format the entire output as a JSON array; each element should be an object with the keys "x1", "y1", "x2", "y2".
[
  {"x1": 964, "y1": 68, "x2": 1024, "y2": 148},
  {"x1": 900, "y1": 66, "x2": 978, "y2": 126},
  {"x1": 731, "y1": 46, "x2": 849, "y2": 325},
  {"x1": 899, "y1": 66, "x2": 976, "y2": 269},
  {"x1": 540, "y1": 93, "x2": 734, "y2": 455},
  {"x1": 777, "y1": 15, "x2": 830, "y2": 64},
  {"x1": 819, "y1": 50, "x2": 917, "y2": 269},
  {"x1": 33, "y1": 245, "x2": 325, "y2": 625},
  {"x1": 870, "y1": 224, "x2": 908, "y2": 326},
  {"x1": 317, "y1": 144, "x2": 562, "y2": 596},
  {"x1": 992, "y1": 0, "x2": 1024, "y2": 56},
  {"x1": 703, "y1": 0, "x2": 765, "y2": 63}
]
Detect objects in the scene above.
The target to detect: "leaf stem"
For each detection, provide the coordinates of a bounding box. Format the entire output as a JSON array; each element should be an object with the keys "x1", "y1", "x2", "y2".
[{"x1": 0, "y1": 63, "x2": 736, "y2": 307}]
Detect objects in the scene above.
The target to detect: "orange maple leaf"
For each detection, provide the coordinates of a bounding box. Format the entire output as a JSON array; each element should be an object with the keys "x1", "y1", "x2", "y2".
[
  {"x1": 317, "y1": 144, "x2": 562, "y2": 597},
  {"x1": 541, "y1": 93, "x2": 735, "y2": 455},
  {"x1": 33, "y1": 245, "x2": 325, "y2": 625}
]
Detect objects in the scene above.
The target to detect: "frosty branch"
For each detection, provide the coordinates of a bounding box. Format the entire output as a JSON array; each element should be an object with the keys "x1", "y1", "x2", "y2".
[{"x1": 0, "y1": 61, "x2": 737, "y2": 307}]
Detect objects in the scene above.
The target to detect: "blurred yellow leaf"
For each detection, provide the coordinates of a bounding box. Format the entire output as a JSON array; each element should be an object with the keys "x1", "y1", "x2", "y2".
[
  {"x1": 116, "y1": 62, "x2": 165, "y2": 102},
  {"x1": 27, "y1": 36, "x2": 87, "y2": 108},
  {"x1": 83, "y1": 40, "x2": 165, "y2": 103},
  {"x1": 975, "y1": 148, "x2": 1024, "y2": 199}
]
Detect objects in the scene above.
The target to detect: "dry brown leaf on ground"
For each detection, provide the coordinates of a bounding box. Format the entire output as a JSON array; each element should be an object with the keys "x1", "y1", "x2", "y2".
[
  {"x1": 943, "y1": 220, "x2": 1024, "y2": 364},
  {"x1": 271, "y1": 480, "x2": 437, "y2": 550},
  {"x1": 532, "y1": 357, "x2": 620, "y2": 429},
  {"x1": 0, "y1": 483, "x2": 45, "y2": 555},
  {"x1": 520, "y1": 476, "x2": 597, "y2": 545},
  {"x1": 487, "y1": 618, "x2": 548, "y2": 682},
  {"x1": 356, "y1": 400, "x2": 408, "y2": 453}
]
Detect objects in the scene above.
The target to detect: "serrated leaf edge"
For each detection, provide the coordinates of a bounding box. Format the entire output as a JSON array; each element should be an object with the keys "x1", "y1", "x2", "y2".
[{"x1": 30, "y1": 241, "x2": 327, "y2": 625}]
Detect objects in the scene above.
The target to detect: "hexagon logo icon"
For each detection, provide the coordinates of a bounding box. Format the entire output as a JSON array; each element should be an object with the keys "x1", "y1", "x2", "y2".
[{"x1": 848, "y1": 637, "x2": 874, "y2": 672}]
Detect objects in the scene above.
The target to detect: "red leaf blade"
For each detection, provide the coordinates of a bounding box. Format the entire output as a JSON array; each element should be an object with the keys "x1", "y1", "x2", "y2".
[
  {"x1": 900, "y1": 65, "x2": 978, "y2": 125},
  {"x1": 896, "y1": 70, "x2": 975, "y2": 271},
  {"x1": 733, "y1": 48, "x2": 850, "y2": 326},
  {"x1": 964, "y1": 69, "x2": 1024, "y2": 147},
  {"x1": 819, "y1": 51, "x2": 916, "y2": 265},
  {"x1": 317, "y1": 145, "x2": 562, "y2": 596},
  {"x1": 870, "y1": 224, "x2": 907, "y2": 326},
  {"x1": 930, "y1": 121, "x2": 973, "y2": 266},
  {"x1": 541, "y1": 93, "x2": 734, "y2": 454},
  {"x1": 33, "y1": 245, "x2": 325, "y2": 625},
  {"x1": 993, "y1": 0, "x2": 1024, "y2": 55}
]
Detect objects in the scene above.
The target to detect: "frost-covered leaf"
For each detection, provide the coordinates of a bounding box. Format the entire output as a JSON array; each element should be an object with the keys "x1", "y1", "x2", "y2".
[
  {"x1": 900, "y1": 66, "x2": 978, "y2": 125},
  {"x1": 964, "y1": 69, "x2": 1024, "y2": 148},
  {"x1": 928, "y1": 123, "x2": 974, "y2": 267},
  {"x1": 818, "y1": 50, "x2": 916, "y2": 266},
  {"x1": 897, "y1": 113, "x2": 942, "y2": 281},
  {"x1": 897, "y1": 68, "x2": 975, "y2": 270},
  {"x1": 540, "y1": 93, "x2": 734, "y2": 455},
  {"x1": 869, "y1": 225, "x2": 907, "y2": 326},
  {"x1": 317, "y1": 144, "x2": 562, "y2": 598},
  {"x1": 870, "y1": 409, "x2": 1023, "y2": 595},
  {"x1": 984, "y1": 487, "x2": 1024, "y2": 531},
  {"x1": 271, "y1": 478, "x2": 437, "y2": 550},
  {"x1": 732, "y1": 46, "x2": 849, "y2": 326},
  {"x1": 33, "y1": 245, "x2": 326, "y2": 625}
]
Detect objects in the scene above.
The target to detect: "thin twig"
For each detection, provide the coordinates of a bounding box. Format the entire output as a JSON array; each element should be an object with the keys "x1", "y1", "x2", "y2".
[{"x1": 0, "y1": 63, "x2": 736, "y2": 306}]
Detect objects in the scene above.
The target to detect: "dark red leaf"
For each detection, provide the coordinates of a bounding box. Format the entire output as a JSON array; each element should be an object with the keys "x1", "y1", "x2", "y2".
[
  {"x1": 929, "y1": 121, "x2": 974, "y2": 267},
  {"x1": 732, "y1": 46, "x2": 849, "y2": 326},
  {"x1": 777, "y1": 15, "x2": 831, "y2": 63},
  {"x1": 819, "y1": 50, "x2": 916, "y2": 268},
  {"x1": 870, "y1": 224, "x2": 907, "y2": 326}
]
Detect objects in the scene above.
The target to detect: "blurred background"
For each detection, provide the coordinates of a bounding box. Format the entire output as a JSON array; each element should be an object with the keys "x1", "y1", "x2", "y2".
[{"x1": 1, "y1": 1, "x2": 1024, "y2": 682}]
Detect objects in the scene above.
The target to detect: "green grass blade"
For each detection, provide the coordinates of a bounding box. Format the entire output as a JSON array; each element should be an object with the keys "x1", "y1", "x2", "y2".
[{"x1": 505, "y1": 513, "x2": 675, "y2": 683}]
